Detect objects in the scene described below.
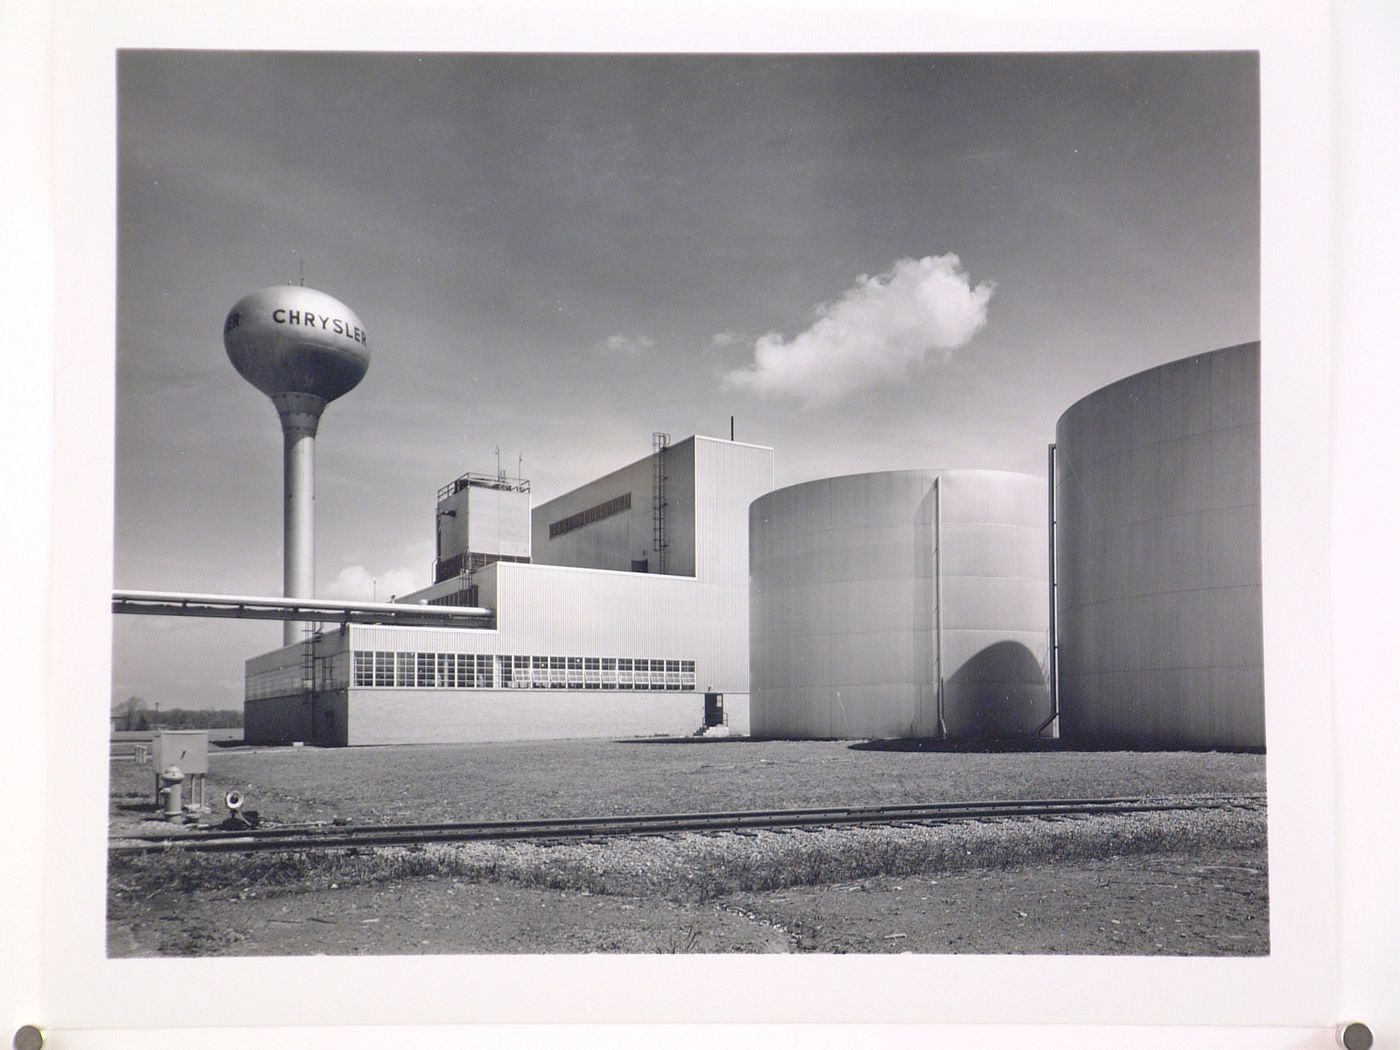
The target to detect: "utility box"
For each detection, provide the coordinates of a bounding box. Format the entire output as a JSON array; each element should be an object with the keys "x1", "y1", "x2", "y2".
[
  {"x1": 152, "y1": 730, "x2": 209, "y2": 775},
  {"x1": 151, "y1": 730, "x2": 211, "y2": 810}
]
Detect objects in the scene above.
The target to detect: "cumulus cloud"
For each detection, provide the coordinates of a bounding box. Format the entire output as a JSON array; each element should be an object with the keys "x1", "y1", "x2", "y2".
[
  {"x1": 323, "y1": 564, "x2": 423, "y2": 602},
  {"x1": 710, "y1": 330, "x2": 741, "y2": 348},
  {"x1": 723, "y1": 254, "x2": 994, "y2": 406},
  {"x1": 596, "y1": 333, "x2": 655, "y2": 355}
]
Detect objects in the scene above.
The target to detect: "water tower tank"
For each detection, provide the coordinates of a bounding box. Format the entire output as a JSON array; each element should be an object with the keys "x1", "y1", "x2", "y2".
[{"x1": 224, "y1": 285, "x2": 371, "y2": 644}]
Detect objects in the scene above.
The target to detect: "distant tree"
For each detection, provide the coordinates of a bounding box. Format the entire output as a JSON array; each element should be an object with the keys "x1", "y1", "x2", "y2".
[
  {"x1": 113, "y1": 696, "x2": 148, "y2": 732},
  {"x1": 110, "y1": 697, "x2": 242, "y2": 731},
  {"x1": 149, "y1": 708, "x2": 244, "y2": 729}
]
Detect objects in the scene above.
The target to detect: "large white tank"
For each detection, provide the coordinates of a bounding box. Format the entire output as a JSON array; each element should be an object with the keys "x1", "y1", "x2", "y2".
[
  {"x1": 224, "y1": 285, "x2": 371, "y2": 644},
  {"x1": 1052, "y1": 342, "x2": 1263, "y2": 749},
  {"x1": 749, "y1": 469, "x2": 1050, "y2": 740}
]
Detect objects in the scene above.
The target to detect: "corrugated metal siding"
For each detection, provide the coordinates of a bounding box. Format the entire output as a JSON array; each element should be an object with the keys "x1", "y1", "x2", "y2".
[
  {"x1": 531, "y1": 439, "x2": 697, "y2": 576},
  {"x1": 693, "y1": 437, "x2": 775, "y2": 585},
  {"x1": 1054, "y1": 342, "x2": 1264, "y2": 749},
  {"x1": 245, "y1": 631, "x2": 350, "y2": 698}
]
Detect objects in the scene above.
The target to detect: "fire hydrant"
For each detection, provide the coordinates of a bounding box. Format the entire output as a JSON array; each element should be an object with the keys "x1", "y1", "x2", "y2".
[{"x1": 158, "y1": 765, "x2": 185, "y2": 822}]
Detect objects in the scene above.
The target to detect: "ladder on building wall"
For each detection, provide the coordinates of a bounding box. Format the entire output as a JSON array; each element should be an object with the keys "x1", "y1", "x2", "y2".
[
  {"x1": 301, "y1": 628, "x2": 318, "y2": 706},
  {"x1": 652, "y1": 432, "x2": 670, "y2": 574}
]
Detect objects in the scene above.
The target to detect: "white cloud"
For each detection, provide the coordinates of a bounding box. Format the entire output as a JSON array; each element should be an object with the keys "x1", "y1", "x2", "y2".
[
  {"x1": 596, "y1": 333, "x2": 655, "y2": 355},
  {"x1": 710, "y1": 330, "x2": 741, "y2": 348},
  {"x1": 723, "y1": 254, "x2": 994, "y2": 406},
  {"x1": 322, "y1": 564, "x2": 423, "y2": 602}
]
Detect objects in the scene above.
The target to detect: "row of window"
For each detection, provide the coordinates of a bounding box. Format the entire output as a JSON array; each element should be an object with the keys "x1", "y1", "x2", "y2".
[
  {"x1": 350, "y1": 651, "x2": 696, "y2": 691},
  {"x1": 548, "y1": 492, "x2": 632, "y2": 539},
  {"x1": 246, "y1": 652, "x2": 351, "y2": 700}
]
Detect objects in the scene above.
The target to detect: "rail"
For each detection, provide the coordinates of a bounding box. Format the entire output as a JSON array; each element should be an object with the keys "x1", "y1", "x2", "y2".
[{"x1": 109, "y1": 793, "x2": 1264, "y2": 855}]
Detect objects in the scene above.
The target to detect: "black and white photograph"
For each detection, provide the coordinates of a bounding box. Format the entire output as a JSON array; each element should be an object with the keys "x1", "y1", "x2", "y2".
[
  {"x1": 12, "y1": 0, "x2": 1400, "y2": 1043},
  {"x1": 105, "y1": 48, "x2": 1270, "y2": 960}
]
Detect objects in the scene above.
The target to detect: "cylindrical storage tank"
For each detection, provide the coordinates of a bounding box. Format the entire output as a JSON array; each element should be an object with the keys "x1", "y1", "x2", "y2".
[
  {"x1": 1053, "y1": 342, "x2": 1263, "y2": 749},
  {"x1": 749, "y1": 469, "x2": 1050, "y2": 740}
]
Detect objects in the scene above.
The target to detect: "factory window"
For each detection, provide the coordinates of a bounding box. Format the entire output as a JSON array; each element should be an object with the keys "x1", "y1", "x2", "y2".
[
  {"x1": 548, "y1": 492, "x2": 632, "y2": 539},
  {"x1": 346, "y1": 649, "x2": 697, "y2": 692},
  {"x1": 374, "y1": 651, "x2": 394, "y2": 688},
  {"x1": 436, "y1": 652, "x2": 456, "y2": 688}
]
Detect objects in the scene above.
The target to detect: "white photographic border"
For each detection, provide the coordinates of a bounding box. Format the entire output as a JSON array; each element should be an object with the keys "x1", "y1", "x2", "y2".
[{"x1": 5, "y1": 0, "x2": 1395, "y2": 1046}]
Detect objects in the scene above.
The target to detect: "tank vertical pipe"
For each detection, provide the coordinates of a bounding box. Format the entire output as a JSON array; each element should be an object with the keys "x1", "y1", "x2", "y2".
[{"x1": 1040, "y1": 442, "x2": 1059, "y2": 736}]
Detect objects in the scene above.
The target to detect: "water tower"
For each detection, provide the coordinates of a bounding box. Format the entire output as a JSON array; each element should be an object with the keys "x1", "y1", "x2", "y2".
[{"x1": 224, "y1": 285, "x2": 371, "y2": 644}]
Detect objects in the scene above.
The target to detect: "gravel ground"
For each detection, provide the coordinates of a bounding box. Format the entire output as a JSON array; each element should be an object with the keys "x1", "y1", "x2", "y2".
[
  {"x1": 110, "y1": 738, "x2": 1266, "y2": 830},
  {"x1": 108, "y1": 799, "x2": 1268, "y2": 957},
  {"x1": 108, "y1": 739, "x2": 1269, "y2": 957}
]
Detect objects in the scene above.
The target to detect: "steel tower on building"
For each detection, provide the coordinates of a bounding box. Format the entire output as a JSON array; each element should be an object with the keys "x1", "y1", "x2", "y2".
[{"x1": 224, "y1": 285, "x2": 370, "y2": 644}]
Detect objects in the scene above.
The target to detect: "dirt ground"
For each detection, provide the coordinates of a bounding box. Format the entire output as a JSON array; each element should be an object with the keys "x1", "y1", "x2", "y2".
[
  {"x1": 109, "y1": 739, "x2": 1269, "y2": 957},
  {"x1": 107, "y1": 845, "x2": 1267, "y2": 957}
]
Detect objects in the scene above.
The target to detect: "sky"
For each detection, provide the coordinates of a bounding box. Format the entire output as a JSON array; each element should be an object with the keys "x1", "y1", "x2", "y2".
[{"x1": 113, "y1": 51, "x2": 1259, "y2": 710}]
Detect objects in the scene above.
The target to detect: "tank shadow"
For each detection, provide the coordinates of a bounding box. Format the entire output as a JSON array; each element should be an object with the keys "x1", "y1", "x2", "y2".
[{"x1": 613, "y1": 735, "x2": 760, "y2": 745}]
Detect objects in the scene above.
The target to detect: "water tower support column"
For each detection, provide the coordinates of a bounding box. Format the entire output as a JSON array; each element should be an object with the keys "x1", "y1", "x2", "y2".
[{"x1": 274, "y1": 392, "x2": 326, "y2": 645}]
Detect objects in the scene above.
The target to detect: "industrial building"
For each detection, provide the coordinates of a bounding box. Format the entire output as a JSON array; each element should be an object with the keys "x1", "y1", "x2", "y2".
[
  {"x1": 243, "y1": 435, "x2": 774, "y2": 746},
  {"x1": 748, "y1": 469, "x2": 1052, "y2": 740},
  {"x1": 1051, "y1": 342, "x2": 1264, "y2": 749},
  {"x1": 224, "y1": 282, "x2": 1262, "y2": 751}
]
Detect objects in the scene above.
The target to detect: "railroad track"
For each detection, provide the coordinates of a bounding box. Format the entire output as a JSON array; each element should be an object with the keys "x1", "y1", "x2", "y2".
[{"x1": 109, "y1": 793, "x2": 1264, "y2": 856}]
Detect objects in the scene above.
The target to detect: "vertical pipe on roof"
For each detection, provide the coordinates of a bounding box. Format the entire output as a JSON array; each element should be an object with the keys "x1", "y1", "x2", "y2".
[{"x1": 1041, "y1": 443, "x2": 1060, "y2": 736}]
